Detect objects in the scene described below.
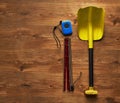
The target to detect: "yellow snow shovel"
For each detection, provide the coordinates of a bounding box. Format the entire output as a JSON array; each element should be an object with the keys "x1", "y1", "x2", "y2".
[{"x1": 78, "y1": 6, "x2": 105, "y2": 95}]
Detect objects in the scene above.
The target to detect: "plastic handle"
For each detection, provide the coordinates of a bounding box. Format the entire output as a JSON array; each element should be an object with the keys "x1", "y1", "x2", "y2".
[{"x1": 89, "y1": 48, "x2": 94, "y2": 87}]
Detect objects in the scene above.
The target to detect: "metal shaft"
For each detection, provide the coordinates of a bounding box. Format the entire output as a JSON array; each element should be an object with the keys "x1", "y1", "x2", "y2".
[{"x1": 64, "y1": 38, "x2": 70, "y2": 91}]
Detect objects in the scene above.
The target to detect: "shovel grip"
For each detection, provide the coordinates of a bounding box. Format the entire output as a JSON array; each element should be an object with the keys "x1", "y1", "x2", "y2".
[{"x1": 89, "y1": 48, "x2": 94, "y2": 87}]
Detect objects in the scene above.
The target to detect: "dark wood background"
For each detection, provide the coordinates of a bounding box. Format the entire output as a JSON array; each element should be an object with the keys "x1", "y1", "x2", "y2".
[{"x1": 0, "y1": 0, "x2": 120, "y2": 103}]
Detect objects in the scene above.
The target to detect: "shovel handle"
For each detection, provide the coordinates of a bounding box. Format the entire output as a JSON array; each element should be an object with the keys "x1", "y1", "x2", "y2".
[{"x1": 89, "y1": 48, "x2": 94, "y2": 87}]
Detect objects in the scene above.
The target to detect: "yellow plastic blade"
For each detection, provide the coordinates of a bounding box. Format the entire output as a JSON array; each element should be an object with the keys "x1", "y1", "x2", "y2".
[{"x1": 78, "y1": 6, "x2": 105, "y2": 41}]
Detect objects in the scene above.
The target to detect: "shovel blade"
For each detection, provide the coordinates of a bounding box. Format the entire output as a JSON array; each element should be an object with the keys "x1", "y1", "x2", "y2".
[{"x1": 78, "y1": 6, "x2": 105, "y2": 41}]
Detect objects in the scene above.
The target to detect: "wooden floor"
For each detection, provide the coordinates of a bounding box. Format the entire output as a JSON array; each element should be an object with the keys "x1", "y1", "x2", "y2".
[{"x1": 0, "y1": 0, "x2": 120, "y2": 103}]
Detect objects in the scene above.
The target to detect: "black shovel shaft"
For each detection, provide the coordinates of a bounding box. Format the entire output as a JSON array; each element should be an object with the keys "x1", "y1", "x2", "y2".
[{"x1": 89, "y1": 48, "x2": 94, "y2": 87}]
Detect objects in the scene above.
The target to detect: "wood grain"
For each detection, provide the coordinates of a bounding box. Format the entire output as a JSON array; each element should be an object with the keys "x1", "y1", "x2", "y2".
[{"x1": 0, "y1": 0, "x2": 120, "y2": 103}]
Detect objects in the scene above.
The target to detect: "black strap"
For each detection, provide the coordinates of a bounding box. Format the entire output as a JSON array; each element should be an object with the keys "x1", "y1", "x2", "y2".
[{"x1": 52, "y1": 21, "x2": 62, "y2": 48}]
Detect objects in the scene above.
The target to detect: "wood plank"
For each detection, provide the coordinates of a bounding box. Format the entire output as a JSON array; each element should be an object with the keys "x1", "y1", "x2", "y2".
[{"x1": 0, "y1": 0, "x2": 120, "y2": 103}]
